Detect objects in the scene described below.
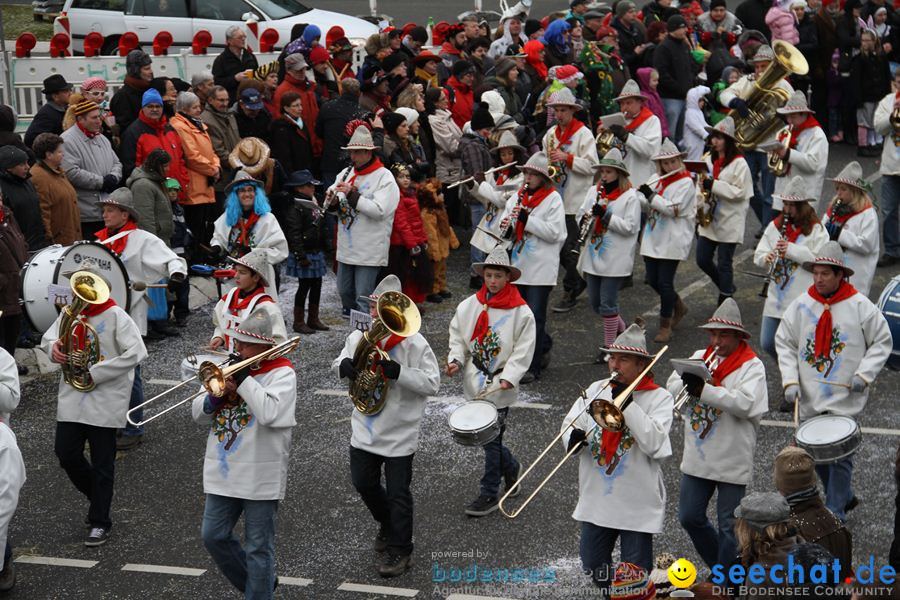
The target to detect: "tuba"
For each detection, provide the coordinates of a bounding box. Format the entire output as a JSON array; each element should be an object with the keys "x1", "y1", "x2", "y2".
[
  {"x1": 731, "y1": 40, "x2": 809, "y2": 151},
  {"x1": 349, "y1": 291, "x2": 421, "y2": 415},
  {"x1": 59, "y1": 271, "x2": 111, "y2": 392}
]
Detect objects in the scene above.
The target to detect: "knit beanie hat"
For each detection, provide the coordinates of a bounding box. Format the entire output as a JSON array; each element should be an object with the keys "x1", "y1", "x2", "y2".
[
  {"x1": 382, "y1": 111, "x2": 407, "y2": 135},
  {"x1": 774, "y1": 446, "x2": 818, "y2": 495},
  {"x1": 710, "y1": 0, "x2": 727, "y2": 8},
  {"x1": 470, "y1": 101, "x2": 495, "y2": 130},
  {"x1": 142, "y1": 88, "x2": 164, "y2": 107},
  {"x1": 409, "y1": 26, "x2": 429, "y2": 43},
  {"x1": 326, "y1": 25, "x2": 345, "y2": 49},
  {"x1": 525, "y1": 19, "x2": 543, "y2": 37},
  {"x1": 81, "y1": 76, "x2": 107, "y2": 92},
  {"x1": 382, "y1": 52, "x2": 407, "y2": 73},
  {"x1": 0, "y1": 146, "x2": 29, "y2": 170},
  {"x1": 611, "y1": 563, "x2": 656, "y2": 600},
  {"x1": 71, "y1": 99, "x2": 100, "y2": 117},
  {"x1": 302, "y1": 24, "x2": 321, "y2": 45},
  {"x1": 452, "y1": 59, "x2": 476, "y2": 78},
  {"x1": 667, "y1": 14, "x2": 688, "y2": 31},
  {"x1": 125, "y1": 49, "x2": 152, "y2": 78},
  {"x1": 495, "y1": 57, "x2": 517, "y2": 78},
  {"x1": 309, "y1": 46, "x2": 331, "y2": 65},
  {"x1": 616, "y1": 1, "x2": 636, "y2": 17}
]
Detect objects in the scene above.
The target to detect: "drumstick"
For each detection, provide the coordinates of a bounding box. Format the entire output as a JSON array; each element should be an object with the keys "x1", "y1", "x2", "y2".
[
  {"x1": 130, "y1": 281, "x2": 169, "y2": 291},
  {"x1": 793, "y1": 393, "x2": 799, "y2": 429},
  {"x1": 474, "y1": 386, "x2": 504, "y2": 401}
]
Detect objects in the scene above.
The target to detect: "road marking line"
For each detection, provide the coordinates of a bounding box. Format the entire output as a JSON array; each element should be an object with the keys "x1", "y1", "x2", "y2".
[
  {"x1": 316, "y1": 389, "x2": 551, "y2": 410},
  {"x1": 15, "y1": 556, "x2": 98, "y2": 568},
  {"x1": 337, "y1": 581, "x2": 419, "y2": 596},
  {"x1": 278, "y1": 576, "x2": 313, "y2": 586},
  {"x1": 512, "y1": 402, "x2": 552, "y2": 410},
  {"x1": 147, "y1": 378, "x2": 184, "y2": 386},
  {"x1": 446, "y1": 595, "x2": 522, "y2": 600},
  {"x1": 314, "y1": 388, "x2": 346, "y2": 396},
  {"x1": 760, "y1": 419, "x2": 900, "y2": 436},
  {"x1": 121, "y1": 564, "x2": 206, "y2": 576}
]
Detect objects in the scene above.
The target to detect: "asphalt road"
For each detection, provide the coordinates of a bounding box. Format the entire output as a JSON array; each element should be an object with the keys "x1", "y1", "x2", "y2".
[{"x1": 3, "y1": 143, "x2": 898, "y2": 600}]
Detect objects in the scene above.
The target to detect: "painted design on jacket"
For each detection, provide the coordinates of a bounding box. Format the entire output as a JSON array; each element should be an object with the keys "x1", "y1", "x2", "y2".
[
  {"x1": 803, "y1": 326, "x2": 846, "y2": 378},
  {"x1": 687, "y1": 397, "x2": 721, "y2": 441},
  {"x1": 213, "y1": 401, "x2": 254, "y2": 476},
  {"x1": 588, "y1": 425, "x2": 633, "y2": 478},
  {"x1": 510, "y1": 235, "x2": 535, "y2": 262}
]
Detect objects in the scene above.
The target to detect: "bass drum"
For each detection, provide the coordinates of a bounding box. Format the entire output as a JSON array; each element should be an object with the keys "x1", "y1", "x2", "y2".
[
  {"x1": 21, "y1": 241, "x2": 132, "y2": 333},
  {"x1": 877, "y1": 275, "x2": 900, "y2": 370}
]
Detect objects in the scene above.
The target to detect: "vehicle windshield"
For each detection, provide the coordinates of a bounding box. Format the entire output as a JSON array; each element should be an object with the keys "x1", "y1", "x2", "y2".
[{"x1": 248, "y1": 0, "x2": 310, "y2": 19}]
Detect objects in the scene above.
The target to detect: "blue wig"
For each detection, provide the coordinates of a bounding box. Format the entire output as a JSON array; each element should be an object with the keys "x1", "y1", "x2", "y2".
[
  {"x1": 225, "y1": 182, "x2": 271, "y2": 227},
  {"x1": 542, "y1": 19, "x2": 571, "y2": 54},
  {"x1": 302, "y1": 25, "x2": 321, "y2": 45}
]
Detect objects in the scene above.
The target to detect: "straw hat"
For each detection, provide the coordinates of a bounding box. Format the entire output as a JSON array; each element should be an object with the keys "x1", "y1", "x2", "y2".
[
  {"x1": 801, "y1": 240, "x2": 854, "y2": 276},
  {"x1": 342, "y1": 124, "x2": 377, "y2": 151},
  {"x1": 704, "y1": 115, "x2": 737, "y2": 140},
  {"x1": 226, "y1": 248, "x2": 270, "y2": 287},
  {"x1": 229, "y1": 308, "x2": 277, "y2": 346},
  {"x1": 699, "y1": 297, "x2": 751, "y2": 338},
  {"x1": 517, "y1": 151, "x2": 552, "y2": 179},
  {"x1": 224, "y1": 169, "x2": 264, "y2": 195},
  {"x1": 594, "y1": 147, "x2": 630, "y2": 176},
  {"x1": 472, "y1": 246, "x2": 521, "y2": 281},
  {"x1": 613, "y1": 79, "x2": 645, "y2": 102},
  {"x1": 97, "y1": 188, "x2": 141, "y2": 223},
  {"x1": 772, "y1": 176, "x2": 816, "y2": 211},
  {"x1": 776, "y1": 90, "x2": 814, "y2": 115},
  {"x1": 600, "y1": 323, "x2": 650, "y2": 358},
  {"x1": 546, "y1": 88, "x2": 581, "y2": 108},
  {"x1": 228, "y1": 137, "x2": 271, "y2": 178},
  {"x1": 651, "y1": 138, "x2": 685, "y2": 161}
]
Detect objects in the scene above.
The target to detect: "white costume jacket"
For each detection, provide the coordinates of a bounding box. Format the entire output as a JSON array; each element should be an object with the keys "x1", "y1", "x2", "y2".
[
  {"x1": 639, "y1": 175, "x2": 696, "y2": 261},
  {"x1": 332, "y1": 330, "x2": 440, "y2": 457},
  {"x1": 211, "y1": 212, "x2": 289, "y2": 297},
  {"x1": 753, "y1": 221, "x2": 828, "y2": 319},
  {"x1": 719, "y1": 74, "x2": 793, "y2": 109},
  {"x1": 821, "y1": 206, "x2": 880, "y2": 296},
  {"x1": 447, "y1": 294, "x2": 536, "y2": 409},
  {"x1": 501, "y1": 188, "x2": 567, "y2": 286},
  {"x1": 470, "y1": 170, "x2": 522, "y2": 254},
  {"x1": 772, "y1": 126, "x2": 828, "y2": 212},
  {"x1": 875, "y1": 92, "x2": 900, "y2": 176},
  {"x1": 541, "y1": 124, "x2": 599, "y2": 214},
  {"x1": 697, "y1": 155, "x2": 753, "y2": 244},
  {"x1": 576, "y1": 186, "x2": 641, "y2": 277},
  {"x1": 622, "y1": 112, "x2": 662, "y2": 187},
  {"x1": 0, "y1": 349, "x2": 19, "y2": 425},
  {"x1": 212, "y1": 287, "x2": 288, "y2": 352},
  {"x1": 0, "y1": 423, "x2": 24, "y2": 571}
]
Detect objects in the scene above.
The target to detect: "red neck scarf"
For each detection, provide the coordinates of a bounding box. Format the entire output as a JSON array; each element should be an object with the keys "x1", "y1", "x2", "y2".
[
  {"x1": 712, "y1": 154, "x2": 742, "y2": 179},
  {"x1": 702, "y1": 341, "x2": 757, "y2": 386},
  {"x1": 807, "y1": 280, "x2": 858, "y2": 361},
  {"x1": 235, "y1": 212, "x2": 260, "y2": 247},
  {"x1": 657, "y1": 170, "x2": 692, "y2": 191},
  {"x1": 495, "y1": 167, "x2": 516, "y2": 186},
  {"x1": 826, "y1": 202, "x2": 865, "y2": 227},
  {"x1": 470, "y1": 283, "x2": 528, "y2": 343},
  {"x1": 378, "y1": 334, "x2": 405, "y2": 352},
  {"x1": 95, "y1": 220, "x2": 138, "y2": 255},
  {"x1": 515, "y1": 186, "x2": 555, "y2": 241},
  {"x1": 77, "y1": 122, "x2": 101, "y2": 139},
  {"x1": 228, "y1": 286, "x2": 270, "y2": 315},
  {"x1": 348, "y1": 158, "x2": 384, "y2": 186},
  {"x1": 625, "y1": 107, "x2": 654, "y2": 132},
  {"x1": 788, "y1": 115, "x2": 821, "y2": 149},
  {"x1": 600, "y1": 375, "x2": 659, "y2": 462},
  {"x1": 251, "y1": 356, "x2": 293, "y2": 374},
  {"x1": 554, "y1": 118, "x2": 586, "y2": 148},
  {"x1": 72, "y1": 298, "x2": 117, "y2": 351},
  {"x1": 773, "y1": 215, "x2": 803, "y2": 243},
  {"x1": 594, "y1": 186, "x2": 623, "y2": 233}
]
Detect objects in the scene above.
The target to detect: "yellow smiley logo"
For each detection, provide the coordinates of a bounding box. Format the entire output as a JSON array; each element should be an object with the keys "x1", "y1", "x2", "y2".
[{"x1": 667, "y1": 558, "x2": 697, "y2": 588}]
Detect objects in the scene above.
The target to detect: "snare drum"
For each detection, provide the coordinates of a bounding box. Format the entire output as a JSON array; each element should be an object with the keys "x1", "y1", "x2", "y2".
[
  {"x1": 795, "y1": 415, "x2": 862, "y2": 464},
  {"x1": 448, "y1": 400, "x2": 500, "y2": 446},
  {"x1": 180, "y1": 354, "x2": 224, "y2": 380},
  {"x1": 21, "y1": 241, "x2": 132, "y2": 332},
  {"x1": 877, "y1": 275, "x2": 900, "y2": 370}
]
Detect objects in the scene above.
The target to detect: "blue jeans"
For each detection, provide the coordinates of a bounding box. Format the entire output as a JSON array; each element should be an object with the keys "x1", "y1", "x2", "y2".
[
  {"x1": 678, "y1": 473, "x2": 746, "y2": 570},
  {"x1": 337, "y1": 262, "x2": 381, "y2": 313},
  {"x1": 746, "y1": 151, "x2": 774, "y2": 229},
  {"x1": 480, "y1": 408, "x2": 519, "y2": 497},
  {"x1": 349, "y1": 447, "x2": 414, "y2": 556},
  {"x1": 816, "y1": 457, "x2": 854, "y2": 522},
  {"x1": 579, "y1": 521, "x2": 652, "y2": 591},
  {"x1": 201, "y1": 494, "x2": 278, "y2": 599},
  {"x1": 517, "y1": 284, "x2": 552, "y2": 376},
  {"x1": 643, "y1": 257, "x2": 680, "y2": 317},
  {"x1": 585, "y1": 273, "x2": 624, "y2": 317},
  {"x1": 696, "y1": 236, "x2": 737, "y2": 296},
  {"x1": 882, "y1": 173, "x2": 900, "y2": 258},
  {"x1": 662, "y1": 97, "x2": 685, "y2": 143},
  {"x1": 123, "y1": 365, "x2": 143, "y2": 437},
  {"x1": 760, "y1": 316, "x2": 780, "y2": 360},
  {"x1": 470, "y1": 201, "x2": 487, "y2": 275}
]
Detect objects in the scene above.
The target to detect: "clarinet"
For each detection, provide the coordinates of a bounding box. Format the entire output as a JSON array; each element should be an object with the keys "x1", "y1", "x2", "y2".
[
  {"x1": 500, "y1": 184, "x2": 528, "y2": 239},
  {"x1": 325, "y1": 167, "x2": 353, "y2": 212},
  {"x1": 759, "y1": 215, "x2": 790, "y2": 298}
]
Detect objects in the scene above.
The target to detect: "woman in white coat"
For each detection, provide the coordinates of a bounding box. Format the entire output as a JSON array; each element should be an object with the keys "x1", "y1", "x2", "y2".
[
  {"x1": 637, "y1": 139, "x2": 696, "y2": 343},
  {"x1": 576, "y1": 148, "x2": 641, "y2": 352},
  {"x1": 469, "y1": 131, "x2": 525, "y2": 255},
  {"x1": 821, "y1": 162, "x2": 880, "y2": 296}
]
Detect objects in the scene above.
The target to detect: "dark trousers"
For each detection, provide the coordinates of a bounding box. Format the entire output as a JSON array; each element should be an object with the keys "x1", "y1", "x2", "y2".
[
  {"x1": 643, "y1": 257, "x2": 680, "y2": 317},
  {"x1": 81, "y1": 221, "x2": 104, "y2": 240},
  {"x1": 746, "y1": 151, "x2": 774, "y2": 229},
  {"x1": 294, "y1": 277, "x2": 322, "y2": 309},
  {"x1": 560, "y1": 215, "x2": 585, "y2": 294},
  {"x1": 696, "y1": 236, "x2": 737, "y2": 297},
  {"x1": 891, "y1": 471, "x2": 900, "y2": 572},
  {"x1": 580, "y1": 521, "x2": 652, "y2": 593},
  {"x1": 0, "y1": 314, "x2": 22, "y2": 357},
  {"x1": 443, "y1": 185, "x2": 463, "y2": 227},
  {"x1": 480, "y1": 407, "x2": 519, "y2": 497},
  {"x1": 349, "y1": 447, "x2": 414, "y2": 556},
  {"x1": 678, "y1": 473, "x2": 745, "y2": 570},
  {"x1": 54, "y1": 421, "x2": 117, "y2": 529},
  {"x1": 517, "y1": 284, "x2": 552, "y2": 376},
  {"x1": 170, "y1": 275, "x2": 190, "y2": 320},
  {"x1": 182, "y1": 204, "x2": 214, "y2": 259}
]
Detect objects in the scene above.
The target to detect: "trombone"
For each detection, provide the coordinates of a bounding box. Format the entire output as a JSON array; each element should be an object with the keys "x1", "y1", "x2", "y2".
[
  {"x1": 127, "y1": 336, "x2": 301, "y2": 427},
  {"x1": 498, "y1": 345, "x2": 668, "y2": 518},
  {"x1": 672, "y1": 346, "x2": 721, "y2": 416}
]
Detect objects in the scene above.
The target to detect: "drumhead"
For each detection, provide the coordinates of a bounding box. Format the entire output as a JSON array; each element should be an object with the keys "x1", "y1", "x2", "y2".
[
  {"x1": 796, "y1": 415, "x2": 859, "y2": 446},
  {"x1": 449, "y1": 400, "x2": 498, "y2": 432},
  {"x1": 21, "y1": 245, "x2": 68, "y2": 332}
]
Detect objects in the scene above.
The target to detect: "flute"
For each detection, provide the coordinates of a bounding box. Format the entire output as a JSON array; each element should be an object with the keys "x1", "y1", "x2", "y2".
[
  {"x1": 447, "y1": 162, "x2": 518, "y2": 189},
  {"x1": 759, "y1": 216, "x2": 789, "y2": 298}
]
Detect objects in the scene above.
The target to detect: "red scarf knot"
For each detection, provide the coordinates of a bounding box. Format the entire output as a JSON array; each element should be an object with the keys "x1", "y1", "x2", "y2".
[
  {"x1": 788, "y1": 115, "x2": 821, "y2": 149},
  {"x1": 554, "y1": 119, "x2": 586, "y2": 149},
  {"x1": 712, "y1": 154, "x2": 742, "y2": 179},
  {"x1": 95, "y1": 220, "x2": 138, "y2": 256},
  {"x1": 227, "y1": 286, "x2": 271, "y2": 315},
  {"x1": 773, "y1": 216, "x2": 803, "y2": 243},
  {"x1": 251, "y1": 356, "x2": 293, "y2": 374},
  {"x1": 807, "y1": 280, "x2": 858, "y2": 361},
  {"x1": 702, "y1": 341, "x2": 757, "y2": 387},
  {"x1": 625, "y1": 107, "x2": 654, "y2": 132},
  {"x1": 514, "y1": 185, "x2": 554, "y2": 242},
  {"x1": 593, "y1": 186, "x2": 623, "y2": 234},
  {"x1": 348, "y1": 158, "x2": 385, "y2": 186},
  {"x1": 470, "y1": 283, "x2": 527, "y2": 344},
  {"x1": 235, "y1": 212, "x2": 260, "y2": 247},
  {"x1": 71, "y1": 298, "x2": 118, "y2": 351}
]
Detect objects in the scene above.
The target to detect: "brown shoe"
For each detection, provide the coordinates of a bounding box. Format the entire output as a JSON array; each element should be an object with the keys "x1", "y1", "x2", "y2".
[
  {"x1": 654, "y1": 317, "x2": 673, "y2": 343},
  {"x1": 292, "y1": 307, "x2": 316, "y2": 334},
  {"x1": 307, "y1": 304, "x2": 330, "y2": 331},
  {"x1": 672, "y1": 295, "x2": 689, "y2": 328}
]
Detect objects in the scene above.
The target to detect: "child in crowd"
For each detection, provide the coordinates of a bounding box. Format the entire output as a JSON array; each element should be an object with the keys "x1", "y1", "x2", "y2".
[
  {"x1": 827, "y1": 49, "x2": 844, "y2": 142},
  {"x1": 637, "y1": 67, "x2": 671, "y2": 139},
  {"x1": 165, "y1": 178, "x2": 191, "y2": 326},
  {"x1": 418, "y1": 178, "x2": 459, "y2": 303},
  {"x1": 386, "y1": 164, "x2": 430, "y2": 304},
  {"x1": 683, "y1": 85, "x2": 711, "y2": 160}
]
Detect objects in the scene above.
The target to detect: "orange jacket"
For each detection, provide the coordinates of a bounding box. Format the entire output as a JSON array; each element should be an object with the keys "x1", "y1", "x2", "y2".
[{"x1": 169, "y1": 113, "x2": 220, "y2": 206}]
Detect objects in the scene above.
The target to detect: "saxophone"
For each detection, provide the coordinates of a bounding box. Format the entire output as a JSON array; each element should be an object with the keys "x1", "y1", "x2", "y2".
[
  {"x1": 59, "y1": 271, "x2": 111, "y2": 392},
  {"x1": 696, "y1": 153, "x2": 716, "y2": 227},
  {"x1": 545, "y1": 135, "x2": 566, "y2": 185},
  {"x1": 572, "y1": 184, "x2": 608, "y2": 255},
  {"x1": 767, "y1": 125, "x2": 791, "y2": 177}
]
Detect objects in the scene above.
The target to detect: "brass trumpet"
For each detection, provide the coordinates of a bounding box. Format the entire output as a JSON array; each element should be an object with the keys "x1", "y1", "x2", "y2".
[
  {"x1": 595, "y1": 128, "x2": 616, "y2": 156},
  {"x1": 767, "y1": 126, "x2": 791, "y2": 177},
  {"x1": 672, "y1": 347, "x2": 720, "y2": 417}
]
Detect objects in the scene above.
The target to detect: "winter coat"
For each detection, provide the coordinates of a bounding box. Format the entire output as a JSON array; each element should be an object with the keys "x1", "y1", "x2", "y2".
[
  {"x1": 59, "y1": 123, "x2": 123, "y2": 222},
  {"x1": 0, "y1": 208, "x2": 26, "y2": 316},
  {"x1": 169, "y1": 113, "x2": 219, "y2": 206},
  {"x1": 421, "y1": 202, "x2": 459, "y2": 261},
  {"x1": 612, "y1": 16, "x2": 648, "y2": 75},
  {"x1": 28, "y1": 161, "x2": 80, "y2": 245},
  {"x1": 200, "y1": 105, "x2": 240, "y2": 191},
  {"x1": 119, "y1": 111, "x2": 189, "y2": 192},
  {"x1": 0, "y1": 170, "x2": 48, "y2": 251},
  {"x1": 787, "y1": 498, "x2": 853, "y2": 582},
  {"x1": 212, "y1": 48, "x2": 258, "y2": 102},
  {"x1": 23, "y1": 102, "x2": 66, "y2": 148},
  {"x1": 643, "y1": 0, "x2": 679, "y2": 25},
  {"x1": 766, "y1": 6, "x2": 799, "y2": 44},
  {"x1": 446, "y1": 76, "x2": 475, "y2": 129},
  {"x1": 850, "y1": 51, "x2": 891, "y2": 104},
  {"x1": 458, "y1": 132, "x2": 493, "y2": 206},
  {"x1": 234, "y1": 107, "x2": 272, "y2": 144},
  {"x1": 683, "y1": 85, "x2": 711, "y2": 160},
  {"x1": 836, "y1": 14, "x2": 862, "y2": 70},
  {"x1": 697, "y1": 11, "x2": 743, "y2": 33},
  {"x1": 813, "y1": 10, "x2": 839, "y2": 81},
  {"x1": 273, "y1": 75, "x2": 322, "y2": 157},
  {"x1": 735, "y1": 0, "x2": 772, "y2": 40},
  {"x1": 269, "y1": 117, "x2": 313, "y2": 175},
  {"x1": 127, "y1": 166, "x2": 173, "y2": 245},
  {"x1": 654, "y1": 36, "x2": 697, "y2": 100},
  {"x1": 110, "y1": 76, "x2": 151, "y2": 136},
  {"x1": 382, "y1": 136, "x2": 429, "y2": 181},
  {"x1": 315, "y1": 92, "x2": 365, "y2": 174},
  {"x1": 739, "y1": 537, "x2": 801, "y2": 599},
  {"x1": 391, "y1": 189, "x2": 428, "y2": 249},
  {"x1": 284, "y1": 193, "x2": 329, "y2": 258},
  {"x1": 795, "y1": 13, "x2": 819, "y2": 66},
  {"x1": 484, "y1": 77, "x2": 523, "y2": 120},
  {"x1": 428, "y1": 109, "x2": 463, "y2": 181}
]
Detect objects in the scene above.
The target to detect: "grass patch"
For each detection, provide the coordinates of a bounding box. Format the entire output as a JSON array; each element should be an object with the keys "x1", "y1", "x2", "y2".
[{"x1": 1, "y1": 4, "x2": 55, "y2": 42}]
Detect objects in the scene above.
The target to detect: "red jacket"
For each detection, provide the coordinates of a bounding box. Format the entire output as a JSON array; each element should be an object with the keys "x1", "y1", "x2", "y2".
[
  {"x1": 273, "y1": 74, "x2": 322, "y2": 157},
  {"x1": 446, "y1": 76, "x2": 473, "y2": 129},
  {"x1": 390, "y1": 190, "x2": 427, "y2": 248},
  {"x1": 120, "y1": 111, "x2": 189, "y2": 197}
]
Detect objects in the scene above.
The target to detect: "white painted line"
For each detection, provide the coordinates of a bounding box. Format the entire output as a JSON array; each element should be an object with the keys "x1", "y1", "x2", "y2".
[
  {"x1": 337, "y1": 581, "x2": 419, "y2": 596},
  {"x1": 447, "y1": 595, "x2": 522, "y2": 600},
  {"x1": 15, "y1": 556, "x2": 98, "y2": 568},
  {"x1": 317, "y1": 389, "x2": 552, "y2": 410},
  {"x1": 760, "y1": 419, "x2": 900, "y2": 436},
  {"x1": 278, "y1": 576, "x2": 313, "y2": 586},
  {"x1": 314, "y1": 388, "x2": 346, "y2": 397},
  {"x1": 147, "y1": 378, "x2": 184, "y2": 386},
  {"x1": 121, "y1": 564, "x2": 206, "y2": 576},
  {"x1": 512, "y1": 402, "x2": 552, "y2": 410}
]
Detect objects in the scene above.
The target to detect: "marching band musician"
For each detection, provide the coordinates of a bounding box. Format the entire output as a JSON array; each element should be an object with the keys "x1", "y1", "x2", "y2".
[
  {"x1": 665, "y1": 299, "x2": 768, "y2": 572},
  {"x1": 210, "y1": 249, "x2": 288, "y2": 354},
  {"x1": 41, "y1": 268, "x2": 148, "y2": 547},
  {"x1": 325, "y1": 124, "x2": 400, "y2": 315},
  {"x1": 575, "y1": 148, "x2": 640, "y2": 353},
  {"x1": 775, "y1": 241, "x2": 892, "y2": 521},
  {"x1": 469, "y1": 132, "x2": 525, "y2": 257},
  {"x1": 873, "y1": 68, "x2": 900, "y2": 269},
  {"x1": 94, "y1": 188, "x2": 188, "y2": 451},
  {"x1": 752, "y1": 176, "x2": 828, "y2": 375},
  {"x1": 0, "y1": 342, "x2": 23, "y2": 591},
  {"x1": 499, "y1": 152, "x2": 567, "y2": 383},
  {"x1": 446, "y1": 247, "x2": 536, "y2": 518},
  {"x1": 821, "y1": 162, "x2": 880, "y2": 296},
  {"x1": 770, "y1": 91, "x2": 829, "y2": 213},
  {"x1": 210, "y1": 170, "x2": 289, "y2": 299},
  {"x1": 695, "y1": 117, "x2": 753, "y2": 306},
  {"x1": 192, "y1": 309, "x2": 297, "y2": 599},
  {"x1": 561, "y1": 324, "x2": 673, "y2": 592},
  {"x1": 605, "y1": 79, "x2": 662, "y2": 190},
  {"x1": 331, "y1": 275, "x2": 440, "y2": 578},
  {"x1": 636, "y1": 139, "x2": 695, "y2": 343},
  {"x1": 540, "y1": 88, "x2": 598, "y2": 314}
]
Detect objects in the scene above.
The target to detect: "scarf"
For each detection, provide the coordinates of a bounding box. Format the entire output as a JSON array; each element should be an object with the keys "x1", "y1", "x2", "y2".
[
  {"x1": 772, "y1": 215, "x2": 803, "y2": 243},
  {"x1": 808, "y1": 280, "x2": 858, "y2": 361},
  {"x1": 250, "y1": 356, "x2": 293, "y2": 374},
  {"x1": 95, "y1": 220, "x2": 138, "y2": 255},
  {"x1": 625, "y1": 106, "x2": 655, "y2": 132},
  {"x1": 378, "y1": 334, "x2": 404, "y2": 352},
  {"x1": 788, "y1": 115, "x2": 821, "y2": 149},
  {"x1": 470, "y1": 283, "x2": 528, "y2": 344},
  {"x1": 495, "y1": 167, "x2": 516, "y2": 186},
  {"x1": 348, "y1": 158, "x2": 384, "y2": 186},
  {"x1": 594, "y1": 186, "x2": 623, "y2": 233},
  {"x1": 600, "y1": 375, "x2": 659, "y2": 463},
  {"x1": 515, "y1": 185, "x2": 555, "y2": 242},
  {"x1": 228, "y1": 286, "x2": 271, "y2": 315},
  {"x1": 785, "y1": 486, "x2": 820, "y2": 507},
  {"x1": 178, "y1": 111, "x2": 205, "y2": 131},
  {"x1": 77, "y1": 122, "x2": 100, "y2": 139},
  {"x1": 656, "y1": 170, "x2": 692, "y2": 192},
  {"x1": 712, "y1": 154, "x2": 742, "y2": 179},
  {"x1": 554, "y1": 118, "x2": 586, "y2": 149},
  {"x1": 702, "y1": 341, "x2": 757, "y2": 386},
  {"x1": 72, "y1": 298, "x2": 118, "y2": 351},
  {"x1": 825, "y1": 201, "x2": 864, "y2": 226},
  {"x1": 233, "y1": 212, "x2": 260, "y2": 247}
]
